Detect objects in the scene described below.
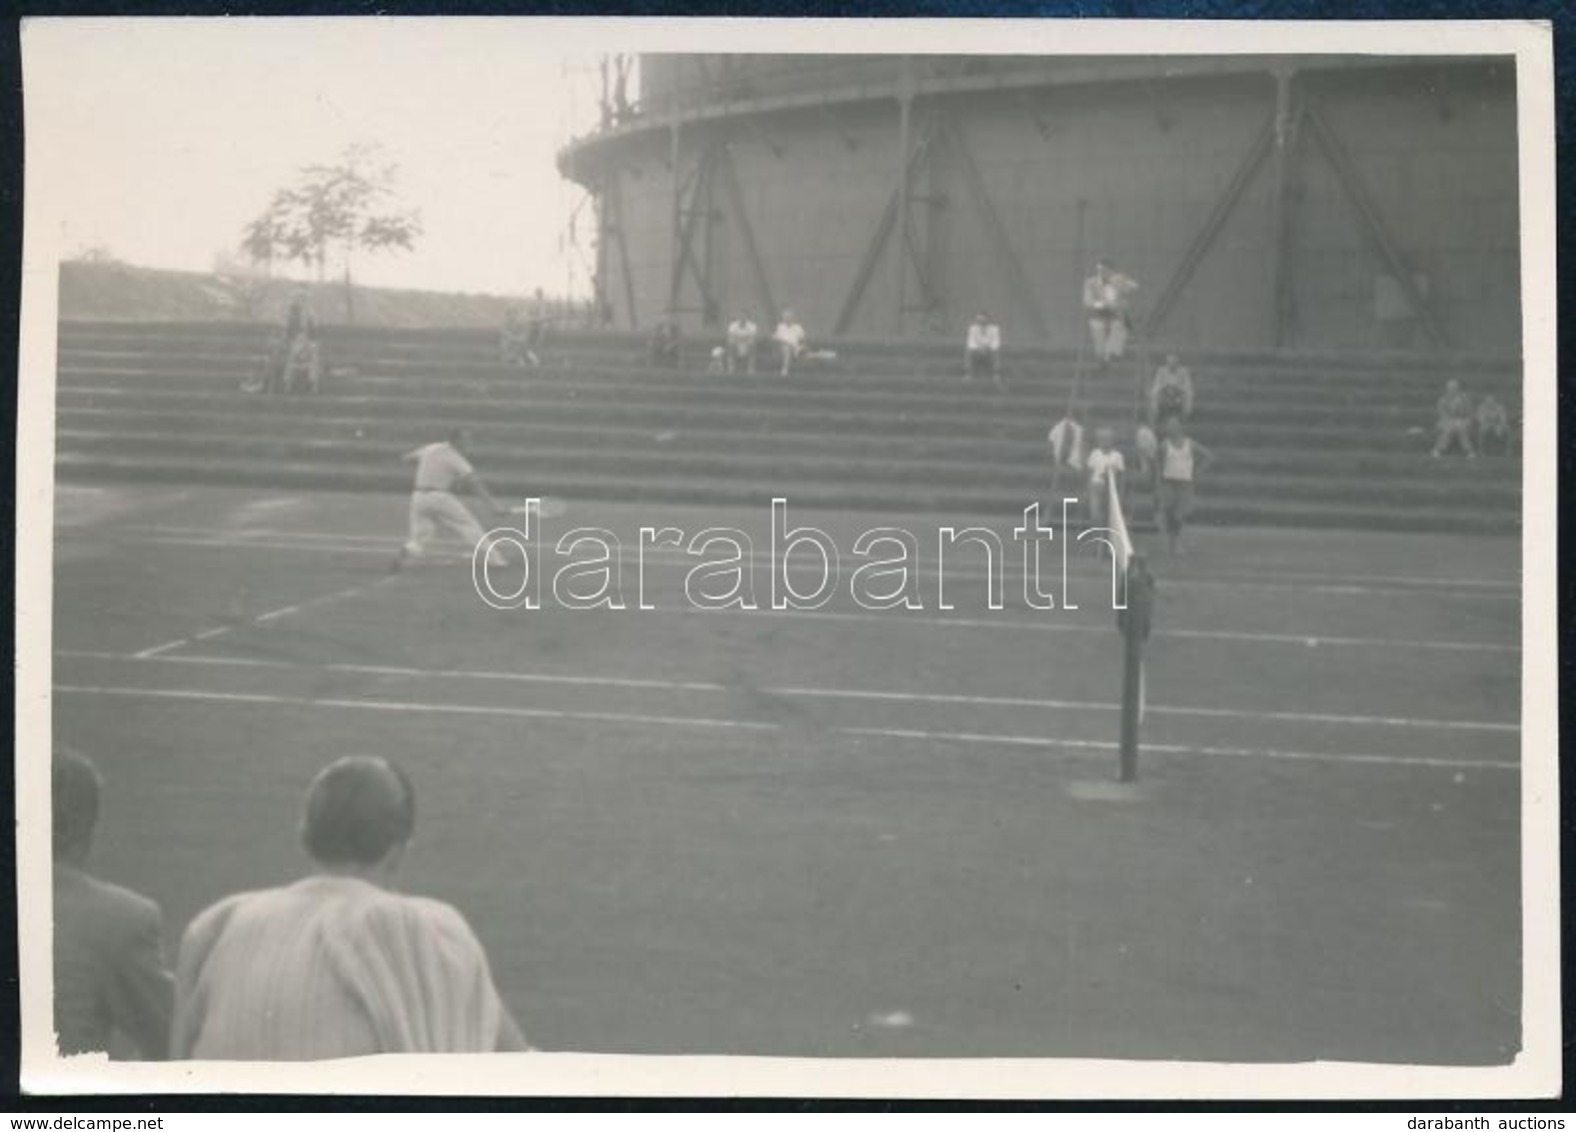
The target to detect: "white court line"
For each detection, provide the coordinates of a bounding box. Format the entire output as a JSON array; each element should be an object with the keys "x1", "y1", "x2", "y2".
[
  {"x1": 50, "y1": 683, "x2": 1518, "y2": 771},
  {"x1": 105, "y1": 543, "x2": 1516, "y2": 652},
  {"x1": 97, "y1": 538, "x2": 1517, "y2": 654},
  {"x1": 843, "y1": 727, "x2": 1518, "y2": 772},
  {"x1": 772, "y1": 683, "x2": 1519, "y2": 733},
  {"x1": 115, "y1": 555, "x2": 1518, "y2": 653},
  {"x1": 132, "y1": 638, "x2": 198, "y2": 660},
  {"x1": 129, "y1": 576, "x2": 396, "y2": 660},
  {"x1": 56, "y1": 649, "x2": 1518, "y2": 734},
  {"x1": 98, "y1": 524, "x2": 1519, "y2": 596},
  {"x1": 688, "y1": 606, "x2": 1518, "y2": 655},
  {"x1": 139, "y1": 535, "x2": 391, "y2": 556},
  {"x1": 52, "y1": 684, "x2": 777, "y2": 733}
]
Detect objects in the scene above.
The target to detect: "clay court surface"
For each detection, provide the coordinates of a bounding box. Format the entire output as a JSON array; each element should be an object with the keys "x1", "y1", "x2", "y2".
[{"x1": 50, "y1": 483, "x2": 1522, "y2": 1063}]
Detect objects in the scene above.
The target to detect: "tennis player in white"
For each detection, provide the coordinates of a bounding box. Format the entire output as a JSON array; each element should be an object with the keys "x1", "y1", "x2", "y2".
[{"x1": 391, "y1": 427, "x2": 511, "y2": 572}]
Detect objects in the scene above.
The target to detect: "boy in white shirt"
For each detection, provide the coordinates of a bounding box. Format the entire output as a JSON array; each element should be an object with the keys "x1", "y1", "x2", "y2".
[
  {"x1": 964, "y1": 313, "x2": 1002, "y2": 388},
  {"x1": 1085, "y1": 426, "x2": 1126, "y2": 531},
  {"x1": 1047, "y1": 405, "x2": 1087, "y2": 497},
  {"x1": 725, "y1": 312, "x2": 759, "y2": 375},
  {"x1": 1158, "y1": 416, "x2": 1214, "y2": 557},
  {"x1": 774, "y1": 310, "x2": 807, "y2": 377}
]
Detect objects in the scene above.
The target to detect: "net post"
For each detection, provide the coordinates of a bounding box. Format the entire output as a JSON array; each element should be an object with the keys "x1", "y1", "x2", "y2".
[
  {"x1": 1112, "y1": 497, "x2": 1153, "y2": 783},
  {"x1": 1119, "y1": 603, "x2": 1143, "y2": 782}
]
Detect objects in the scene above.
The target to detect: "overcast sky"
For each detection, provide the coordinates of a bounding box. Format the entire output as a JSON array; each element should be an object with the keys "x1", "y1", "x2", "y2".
[{"x1": 24, "y1": 20, "x2": 604, "y2": 299}]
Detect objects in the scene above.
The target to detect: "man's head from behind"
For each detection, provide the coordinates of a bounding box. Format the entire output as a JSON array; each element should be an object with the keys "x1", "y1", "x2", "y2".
[
  {"x1": 53, "y1": 746, "x2": 102, "y2": 865},
  {"x1": 301, "y1": 756, "x2": 417, "y2": 875}
]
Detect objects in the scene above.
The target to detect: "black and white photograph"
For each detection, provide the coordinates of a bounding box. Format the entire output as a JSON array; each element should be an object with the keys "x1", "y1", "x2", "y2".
[{"x1": 15, "y1": 18, "x2": 1558, "y2": 1098}]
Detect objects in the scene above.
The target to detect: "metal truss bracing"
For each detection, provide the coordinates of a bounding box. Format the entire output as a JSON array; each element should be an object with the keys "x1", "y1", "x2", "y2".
[
  {"x1": 939, "y1": 111, "x2": 1048, "y2": 338},
  {"x1": 1144, "y1": 73, "x2": 1445, "y2": 349},
  {"x1": 833, "y1": 116, "x2": 942, "y2": 336},
  {"x1": 666, "y1": 137, "x2": 782, "y2": 327},
  {"x1": 1144, "y1": 113, "x2": 1276, "y2": 340},
  {"x1": 568, "y1": 57, "x2": 1504, "y2": 348},
  {"x1": 836, "y1": 104, "x2": 1055, "y2": 339},
  {"x1": 1303, "y1": 101, "x2": 1445, "y2": 348},
  {"x1": 715, "y1": 144, "x2": 779, "y2": 321},
  {"x1": 603, "y1": 170, "x2": 638, "y2": 329},
  {"x1": 666, "y1": 138, "x2": 723, "y2": 324},
  {"x1": 1266, "y1": 67, "x2": 1305, "y2": 348}
]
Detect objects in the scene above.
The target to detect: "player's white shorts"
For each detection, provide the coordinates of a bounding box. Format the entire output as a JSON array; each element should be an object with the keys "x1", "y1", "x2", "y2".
[
  {"x1": 1088, "y1": 314, "x2": 1128, "y2": 361},
  {"x1": 404, "y1": 490, "x2": 503, "y2": 564}
]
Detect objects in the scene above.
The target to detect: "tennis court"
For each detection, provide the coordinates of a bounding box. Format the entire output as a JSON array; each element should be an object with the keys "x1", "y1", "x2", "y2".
[{"x1": 51, "y1": 482, "x2": 1522, "y2": 1062}]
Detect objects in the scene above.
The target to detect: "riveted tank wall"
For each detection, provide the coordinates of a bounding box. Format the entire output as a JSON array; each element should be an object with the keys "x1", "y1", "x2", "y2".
[{"x1": 567, "y1": 56, "x2": 1519, "y2": 354}]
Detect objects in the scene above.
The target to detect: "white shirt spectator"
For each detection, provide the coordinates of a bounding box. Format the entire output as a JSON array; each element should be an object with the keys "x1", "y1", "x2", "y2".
[
  {"x1": 1048, "y1": 417, "x2": 1086, "y2": 472},
  {"x1": 1083, "y1": 265, "x2": 1139, "y2": 364},
  {"x1": 412, "y1": 442, "x2": 475, "y2": 493},
  {"x1": 774, "y1": 320, "x2": 806, "y2": 355},
  {"x1": 1134, "y1": 425, "x2": 1159, "y2": 463},
  {"x1": 1083, "y1": 269, "x2": 1137, "y2": 313},
  {"x1": 174, "y1": 876, "x2": 512, "y2": 1058},
  {"x1": 1086, "y1": 447, "x2": 1125, "y2": 486},
  {"x1": 1161, "y1": 437, "x2": 1197, "y2": 482},
  {"x1": 727, "y1": 319, "x2": 757, "y2": 352},
  {"x1": 966, "y1": 322, "x2": 1001, "y2": 352}
]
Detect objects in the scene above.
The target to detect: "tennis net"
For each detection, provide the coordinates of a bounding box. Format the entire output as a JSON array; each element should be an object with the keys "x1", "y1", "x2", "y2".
[{"x1": 1109, "y1": 474, "x2": 1149, "y2": 779}]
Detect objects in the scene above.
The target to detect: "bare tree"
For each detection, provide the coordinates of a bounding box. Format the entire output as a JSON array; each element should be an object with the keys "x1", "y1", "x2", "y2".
[{"x1": 241, "y1": 143, "x2": 422, "y2": 325}]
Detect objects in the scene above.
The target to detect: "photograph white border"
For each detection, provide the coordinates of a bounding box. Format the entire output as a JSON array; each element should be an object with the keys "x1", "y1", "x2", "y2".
[{"x1": 14, "y1": 16, "x2": 1559, "y2": 1099}]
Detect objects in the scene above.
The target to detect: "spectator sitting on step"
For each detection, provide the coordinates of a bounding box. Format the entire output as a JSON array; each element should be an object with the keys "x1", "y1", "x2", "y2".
[
  {"x1": 1047, "y1": 404, "x2": 1087, "y2": 497},
  {"x1": 649, "y1": 317, "x2": 682, "y2": 370},
  {"x1": 725, "y1": 311, "x2": 759, "y2": 376},
  {"x1": 1148, "y1": 352, "x2": 1194, "y2": 426},
  {"x1": 774, "y1": 309, "x2": 807, "y2": 377},
  {"x1": 284, "y1": 330, "x2": 323, "y2": 395},
  {"x1": 1476, "y1": 394, "x2": 1511, "y2": 456},
  {"x1": 500, "y1": 308, "x2": 540, "y2": 369},
  {"x1": 964, "y1": 312, "x2": 1002, "y2": 388},
  {"x1": 1432, "y1": 378, "x2": 1476, "y2": 458}
]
